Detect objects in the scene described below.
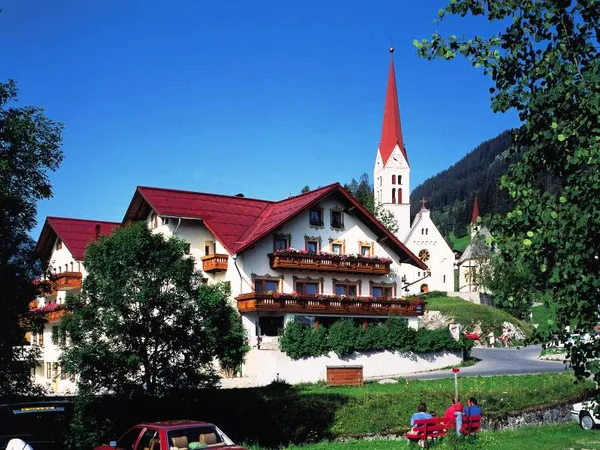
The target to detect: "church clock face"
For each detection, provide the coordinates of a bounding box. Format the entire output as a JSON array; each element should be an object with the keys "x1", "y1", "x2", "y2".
[{"x1": 418, "y1": 249, "x2": 430, "y2": 263}]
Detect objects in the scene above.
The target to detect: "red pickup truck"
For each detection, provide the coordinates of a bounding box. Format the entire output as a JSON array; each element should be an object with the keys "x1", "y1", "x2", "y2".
[{"x1": 94, "y1": 420, "x2": 247, "y2": 450}]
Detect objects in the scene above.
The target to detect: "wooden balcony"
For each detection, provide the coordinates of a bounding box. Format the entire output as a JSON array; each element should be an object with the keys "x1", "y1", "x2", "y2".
[
  {"x1": 54, "y1": 272, "x2": 82, "y2": 290},
  {"x1": 201, "y1": 254, "x2": 229, "y2": 272},
  {"x1": 236, "y1": 292, "x2": 425, "y2": 317},
  {"x1": 269, "y1": 253, "x2": 391, "y2": 275}
]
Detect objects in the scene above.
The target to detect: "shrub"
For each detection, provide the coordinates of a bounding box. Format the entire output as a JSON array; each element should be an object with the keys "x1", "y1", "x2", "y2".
[
  {"x1": 384, "y1": 317, "x2": 416, "y2": 352},
  {"x1": 357, "y1": 323, "x2": 388, "y2": 352},
  {"x1": 279, "y1": 320, "x2": 312, "y2": 359},
  {"x1": 414, "y1": 327, "x2": 462, "y2": 353},
  {"x1": 327, "y1": 319, "x2": 360, "y2": 356}
]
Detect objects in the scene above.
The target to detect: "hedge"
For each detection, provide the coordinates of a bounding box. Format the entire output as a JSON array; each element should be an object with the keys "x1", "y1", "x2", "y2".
[{"x1": 279, "y1": 317, "x2": 472, "y2": 359}]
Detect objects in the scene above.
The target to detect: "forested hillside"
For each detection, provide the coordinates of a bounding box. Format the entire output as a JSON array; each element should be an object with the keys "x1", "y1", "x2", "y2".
[{"x1": 410, "y1": 130, "x2": 514, "y2": 241}]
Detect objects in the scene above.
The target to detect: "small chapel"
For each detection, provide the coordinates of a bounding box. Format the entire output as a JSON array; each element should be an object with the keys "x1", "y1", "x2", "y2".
[{"x1": 374, "y1": 49, "x2": 455, "y2": 293}]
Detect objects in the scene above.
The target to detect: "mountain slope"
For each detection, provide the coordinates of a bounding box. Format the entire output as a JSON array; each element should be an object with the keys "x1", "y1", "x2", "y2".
[{"x1": 411, "y1": 130, "x2": 513, "y2": 241}]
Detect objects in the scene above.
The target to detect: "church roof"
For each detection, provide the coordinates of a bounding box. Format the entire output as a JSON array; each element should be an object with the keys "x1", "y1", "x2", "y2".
[
  {"x1": 457, "y1": 227, "x2": 492, "y2": 264},
  {"x1": 123, "y1": 183, "x2": 427, "y2": 269},
  {"x1": 379, "y1": 50, "x2": 408, "y2": 167},
  {"x1": 471, "y1": 196, "x2": 480, "y2": 225},
  {"x1": 36, "y1": 217, "x2": 121, "y2": 262}
]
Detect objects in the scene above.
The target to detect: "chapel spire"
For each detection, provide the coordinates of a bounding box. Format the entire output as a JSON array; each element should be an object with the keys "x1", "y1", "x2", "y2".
[
  {"x1": 471, "y1": 195, "x2": 480, "y2": 225},
  {"x1": 379, "y1": 47, "x2": 408, "y2": 166}
]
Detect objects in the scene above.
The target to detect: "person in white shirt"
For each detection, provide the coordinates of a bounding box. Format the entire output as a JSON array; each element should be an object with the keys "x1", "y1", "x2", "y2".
[{"x1": 5, "y1": 438, "x2": 33, "y2": 450}]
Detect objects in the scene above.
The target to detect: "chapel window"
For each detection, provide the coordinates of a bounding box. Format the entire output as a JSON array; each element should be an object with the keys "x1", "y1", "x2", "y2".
[
  {"x1": 392, "y1": 188, "x2": 396, "y2": 204},
  {"x1": 392, "y1": 175, "x2": 396, "y2": 184}
]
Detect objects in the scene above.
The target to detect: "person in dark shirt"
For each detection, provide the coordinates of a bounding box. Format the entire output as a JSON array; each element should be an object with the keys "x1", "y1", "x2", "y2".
[{"x1": 464, "y1": 397, "x2": 482, "y2": 417}]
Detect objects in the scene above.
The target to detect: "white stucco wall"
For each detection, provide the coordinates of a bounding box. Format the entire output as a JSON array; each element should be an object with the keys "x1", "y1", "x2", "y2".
[
  {"x1": 242, "y1": 348, "x2": 462, "y2": 384},
  {"x1": 404, "y1": 210, "x2": 455, "y2": 293},
  {"x1": 374, "y1": 145, "x2": 411, "y2": 238}
]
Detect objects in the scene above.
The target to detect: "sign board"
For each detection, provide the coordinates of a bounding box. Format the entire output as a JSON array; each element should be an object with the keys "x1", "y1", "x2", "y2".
[
  {"x1": 451, "y1": 368, "x2": 460, "y2": 373},
  {"x1": 449, "y1": 323, "x2": 461, "y2": 341}
]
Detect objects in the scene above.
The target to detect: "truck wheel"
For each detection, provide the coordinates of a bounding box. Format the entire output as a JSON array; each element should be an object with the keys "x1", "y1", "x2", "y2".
[{"x1": 580, "y1": 413, "x2": 595, "y2": 430}]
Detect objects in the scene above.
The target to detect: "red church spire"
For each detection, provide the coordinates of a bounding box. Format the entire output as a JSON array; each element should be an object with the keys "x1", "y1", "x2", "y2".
[
  {"x1": 471, "y1": 196, "x2": 480, "y2": 225},
  {"x1": 379, "y1": 48, "x2": 408, "y2": 166}
]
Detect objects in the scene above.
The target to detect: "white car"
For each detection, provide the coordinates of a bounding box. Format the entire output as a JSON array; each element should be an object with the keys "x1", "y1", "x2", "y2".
[{"x1": 571, "y1": 401, "x2": 600, "y2": 430}]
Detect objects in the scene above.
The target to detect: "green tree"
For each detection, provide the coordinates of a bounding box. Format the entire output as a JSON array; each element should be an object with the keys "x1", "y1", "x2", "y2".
[
  {"x1": 56, "y1": 222, "x2": 248, "y2": 396},
  {"x1": 345, "y1": 173, "x2": 399, "y2": 234},
  {"x1": 0, "y1": 80, "x2": 63, "y2": 395},
  {"x1": 417, "y1": 0, "x2": 599, "y2": 386}
]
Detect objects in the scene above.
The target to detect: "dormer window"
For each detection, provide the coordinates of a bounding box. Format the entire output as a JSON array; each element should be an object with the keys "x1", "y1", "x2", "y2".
[
  {"x1": 330, "y1": 210, "x2": 344, "y2": 229},
  {"x1": 309, "y1": 207, "x2": 324, "y2": 227}
]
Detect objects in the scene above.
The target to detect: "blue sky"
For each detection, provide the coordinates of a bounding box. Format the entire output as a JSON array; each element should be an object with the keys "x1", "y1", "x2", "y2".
[{"x1": 1, "y1": 1, "x2": 518, "y2": 239}]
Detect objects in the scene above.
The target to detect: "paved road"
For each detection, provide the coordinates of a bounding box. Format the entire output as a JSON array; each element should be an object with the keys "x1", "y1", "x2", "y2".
[{"x1": 402, "y1": 345, "x2": 567, "y2": 380}]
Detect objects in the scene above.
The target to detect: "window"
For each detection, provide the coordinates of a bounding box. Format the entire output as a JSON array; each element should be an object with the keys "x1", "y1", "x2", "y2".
[
  {"x1": 359, "y1": 241, "x2": 373, "y2": 257},
  {"x1": 392, "y1": 175, "x2": 396, "y2": 184},
  {"x1": 205, "y1": 240, "x2": 216, "y2": 256},
  {"x1": 117, "y1": 427, "x2": 144, "y2": 450},
  {"x1": 259, "y1": 316, "x2": 284, "y2": 337},
  {"x1": 398, "y1": 188, "x2": 403, "y2": 204},
  {"x1": 56, "y1": 239, "x2": 62, "y2": 250},
  {"x1": 392, "y1": 188, "x2": 396, "y2": 204},
  {"x1": 294, "y1": 277, "x2": 321, "y2": 295},
  {"x1": 163, "y1": 217, "x2": 170, "y2": 225},
  {"x1": 255, "y1": 278, "x2": 280, "y2": 293},
  {"x1": 305, "y1": 236, "x2": 320, "y2": 253},
  {"x1": 70, "y1": 262, "x2": 74, "y2": 272},
  {"x1": 398, "y1": 175, "x2": 402, "y2": 184},
  {"x1": 330, "y1": 210, "x2": 344, "y2": 229},
  {"x1": 422, "y1": 228, "x2": 425, "y2": 235},
  {"x1": 335, "y1": 283, "x2": 358, "y2": 296},
  {"x1": 60, "y1": 365, "x2": 67, "y2": 380},
  {"x1": 46, "y1": 362, "x2": 51, "y2": 379},
  {"x1": 443, "y1": 275, "x2": 446, "y2": 283},
  {"x1": 137, "y1": 428, "x2": 161, "y2": 450},
  {"x1": 273, "y1": 233, "x2": 290, "y2": 251},
  {"x1": 150, "y1": 212, "x2": 158, "y2": 228},
  {"x1": 371, "y1": 285, "x2": 394, "y2": 298},
  {"x1": 309, "y1": 207, "x2": 324, "y2": 226},
  {"x1": 331, "y1": 243, "x2": 342, "y2": 255},
  {"x1": 38, "y1": 331, "x2": 44, "y2": 347}
]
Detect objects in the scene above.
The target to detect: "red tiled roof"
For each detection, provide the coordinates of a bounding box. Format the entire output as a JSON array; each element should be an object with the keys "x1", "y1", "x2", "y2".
[
  {"x1": 123, "y1": 183, "x2": 427, "y2": 269},
  {"x1": 36, "y1": 217, "x2": 120, "y2": 262},
  {"x1": 379, "y1": 54, "x2": 408, "y2": 166}
]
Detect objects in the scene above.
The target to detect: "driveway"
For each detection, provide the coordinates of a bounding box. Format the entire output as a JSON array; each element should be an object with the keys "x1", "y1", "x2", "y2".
[{"x1": 401, "y1": 345, "x2": 567, "y2": 380}]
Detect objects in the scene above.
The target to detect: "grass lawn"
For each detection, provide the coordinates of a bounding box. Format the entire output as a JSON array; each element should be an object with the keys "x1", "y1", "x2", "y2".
[
  {"x1": 449, "y1": 232, "x2": 470, "y2": 252},
  {"x1": 294, "y1": 373, "x2": 591, "y2": 436},
  {"x1": 424, "y1": 295, "x2": 534, "y2": 338},
  {"x1": 255, "y1": 422, "x2": 600, "y2": 450}
]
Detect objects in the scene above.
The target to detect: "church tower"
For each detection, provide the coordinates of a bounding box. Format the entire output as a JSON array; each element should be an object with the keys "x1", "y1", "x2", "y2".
[
  {"x1": 374, "y1": 48, "x2": 411, "y2": 239},
  {"x1": 470, "y1": 195, "x2": 480, "y2": 238}
]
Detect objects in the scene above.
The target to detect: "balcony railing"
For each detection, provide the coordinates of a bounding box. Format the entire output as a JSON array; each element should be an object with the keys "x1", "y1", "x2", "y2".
[
  {"x1": 201, "y1": 254, "x2": 229, "y2": 272},
  {"x1": 54, "y1": 272, "x2": 82, "y2": 290},
  {"x1": 236, "y1": 292, "x2": 425, "y2": 316},
  {"x1": 269, "y1": 252, "x2": 391, "y2": 275},
  {"x1": 29, "y1": 303, "x2": 69, "y2": 322}
]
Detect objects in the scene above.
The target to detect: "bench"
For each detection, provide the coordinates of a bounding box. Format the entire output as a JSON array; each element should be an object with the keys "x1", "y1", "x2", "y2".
[{"x1": 404, "y1": 415, "x2": 481, "y2": 446}]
